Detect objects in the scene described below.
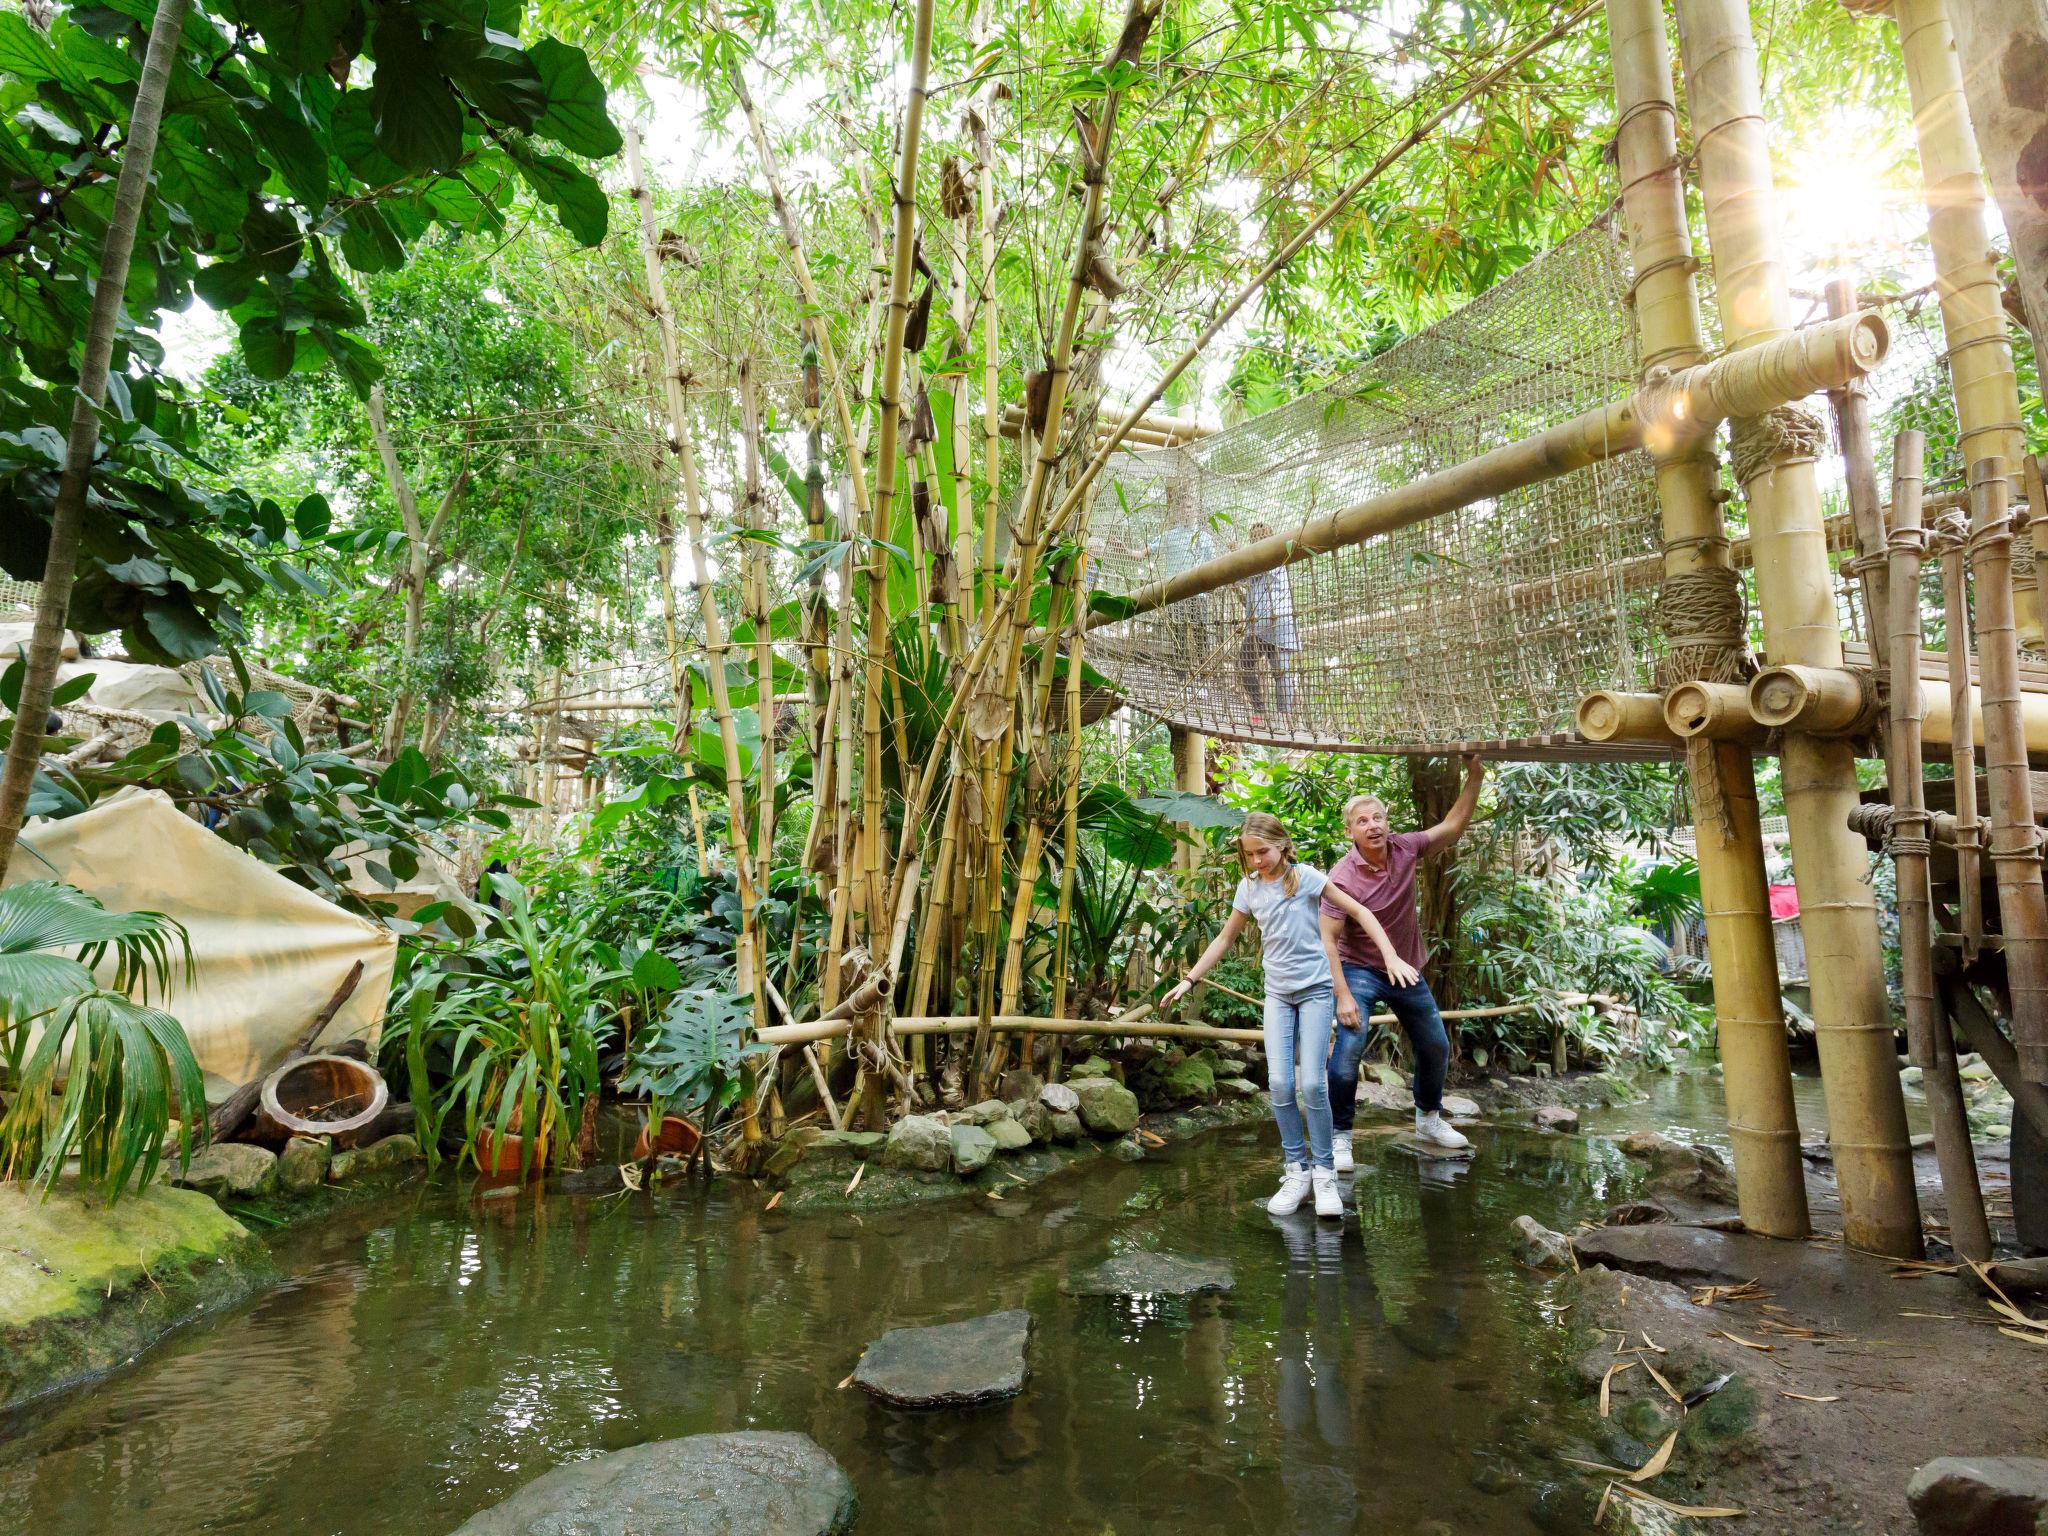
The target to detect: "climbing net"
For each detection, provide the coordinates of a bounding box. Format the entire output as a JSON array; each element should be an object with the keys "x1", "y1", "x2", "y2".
[{"x1": 1086, "y1": 219, "x2": 1670, "y2": 758}]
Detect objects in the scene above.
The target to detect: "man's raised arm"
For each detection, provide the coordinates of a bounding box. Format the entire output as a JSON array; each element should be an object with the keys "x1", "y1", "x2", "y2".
[{"x1": 1424, "y1": 754, "x2": 1486, "y2": 851}]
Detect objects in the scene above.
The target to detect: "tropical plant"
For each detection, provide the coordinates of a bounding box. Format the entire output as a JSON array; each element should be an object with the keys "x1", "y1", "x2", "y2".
[
  {"x1": 618, "y1": 985, "x2": 766, "y2": 1133},
  {"x1": 0, "y1": 880, "x2": 200, "y2": 1204}
]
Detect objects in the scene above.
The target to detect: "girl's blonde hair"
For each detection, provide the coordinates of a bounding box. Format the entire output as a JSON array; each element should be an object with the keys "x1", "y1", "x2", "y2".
[{"x1": 1237, "y1": 811, "x2": 1302, "y2": 897}]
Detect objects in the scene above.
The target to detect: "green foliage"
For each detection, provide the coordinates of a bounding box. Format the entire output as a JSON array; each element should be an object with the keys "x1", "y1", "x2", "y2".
[
  {"x1": 0, "y1": 0, "x2": 621, "y2": 664},
  {"x1": 0, "y1": 880, "x2": 201, "y2": 1206},
  {"x1": 618, "y1": 986, "x2": 765, "y2": 1123},
  {"x1": 1215, "y1": 750, "x2": 1412, "y2": 870}
]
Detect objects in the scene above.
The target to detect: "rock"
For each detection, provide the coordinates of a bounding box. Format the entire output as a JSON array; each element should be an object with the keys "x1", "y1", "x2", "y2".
[
  {"x1": 329, "y1": 1133, "x2": 422, "y2": 1184},
  {"x1": 1440, "y1": 1093, "x2": 1481, "y2": 1119},
  {"x1": 1134, "y1": 1052, "x2": 1214, "y2": 1110},
  {"x1": 1108, "y1": 1136, "x2": 1146, "y2": 1162},
  {"x1": 1063, "y1": 1252, "x2": 1234, "y2": 1296},
  {"x1": 173, "y1": 1142, "x2": 278, "y2": 1199},
  {"x1": 447, "y1": 1431, "x2": 857, "y2": 1535},
  {"x1": 1571, "y1": 1224, "x2": 1754, "y2": 1287},
  {"x1": 1618, "y1": 1130, "x2": 1737, "y2": 1205},
  {"x1": 1073, "y1": 1076, "x2": 1140, "y2": 1136},
  {"x1": 811, "y1": 1129, "x2": 885, "y2": 1158},
  {"x1": 1218, "y1": 1076, "x2": 1261, "y2": 1100},
  {"x1": 1511, "y1": 1215, "x2": 1575, "y2": 1269},
  {"x1": 1357, "y1": 1079, "x2": 1413, "y2": 1114},
  {"x1": 1958, "y1": 1060, "x2": 1994, "y2": 1083},
  {"x1": 552, "y1": 1165, "x2": 624, "y2": 1196},
  {"x1": 881, "y1": 1114, "x2": 954, "y2": 1173},
  {"x1": 1049, "y1": 1110, "x2": 1083, "y2": 1143},
  {"x1": 950, "y1": 1123, "x2": 998, "y2": 1176},
  {"x1": 1905, "y1": 1456, "x2": 2048, "y2": 1535},
  {"x1": 276, "y1": 1136, "x2": 330, "y2": 1195},
  {"x1": 997, "y1": 1069, "x2": 1044, "y2": 1103},
  {"x1": 1039, "y1": 1082, "x2": 1080, "y2": 1114},
  {"x1": 1368, "y1": 1061, "x2": 1408, "y2": 1088},
  {"x1": 1604, "y1": 1201, "x2": 1673, "y2": 1226},
  {"x1": 955, "y1": 1099, "x2": 1015, "y2": 1127},
  {"x1": 986, "y1": 1118, "x2": 1032, "y2": 1153},
  {"x1": 1011, "y1": 1099, "x2": 1053, "y2": 1144},
  {"x1": 853, "y1": 1310, "x2": 1032, "y2": 1407},
  {"x1": 1068, "y1": 1055, "x2": 1116, "y2": 1081},
  {"x1": 1533, "y1": 1105, "x2": 1580, "y2": 1133},
  {"x1": 1900, "y1": 1064, "x2": 1925, "y2": 1086},
  {"x1": 763, "y1": 1139, "x2": 809, "y2": 1178}
]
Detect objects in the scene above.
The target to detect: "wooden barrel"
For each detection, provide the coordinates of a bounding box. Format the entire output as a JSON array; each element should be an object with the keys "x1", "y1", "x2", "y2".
[{"x1": 258, "y1": 1053, "x2": 389, "y2": 1147}]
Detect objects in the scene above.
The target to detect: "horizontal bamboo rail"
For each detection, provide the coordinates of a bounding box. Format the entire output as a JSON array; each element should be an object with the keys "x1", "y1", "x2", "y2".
[
  {"x1": 1588, "y1": 676, "x2": 2048, "y2": 754},
  {"x1": 1091, "y1": 312, "x2": 1888, "y2": 627},
  {"x1": 755, "y1": 994, "x2": 1611, "y2": 1048}
]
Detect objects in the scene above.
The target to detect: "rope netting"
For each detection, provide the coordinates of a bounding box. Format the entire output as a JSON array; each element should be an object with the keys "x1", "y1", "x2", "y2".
[
  {"x1": 1086, "y1": 219, "x2": 1670, "y2": 758},
  {"x1": 1084, "y1": 214, "x2": 2031, "y2": 757}
]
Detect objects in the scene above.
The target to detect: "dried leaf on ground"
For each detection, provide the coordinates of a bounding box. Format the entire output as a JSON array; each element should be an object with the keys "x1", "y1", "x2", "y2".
[
  {"x1": 844, "y1": 1163, "x2": 865, "y2": 1197},
  {"x1": 1779, "y1": 1391, "x2": 1840, "y2": 1403},
  {"x1": 1613, "y1": 1485, "x2": 1745, "y2": 1518},
  {"x1": 764, "y1": 1191, "x2": 782, "y2": 1211},
  {"x1": 1600, "y1": 1358, "x2": 1636, "y2": 1417},
  {"x1": 1640, "y1": 1355, "x2": 1684, "y2": 1407},
  {"x1": 1714, "y1": 1329, "x2": 1775, "y2": 1352}
]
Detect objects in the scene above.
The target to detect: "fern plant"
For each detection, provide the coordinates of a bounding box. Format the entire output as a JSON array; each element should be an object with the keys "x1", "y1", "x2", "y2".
[{"x1": 0, "y1": 881, "x2": 201, "y2": 1204}]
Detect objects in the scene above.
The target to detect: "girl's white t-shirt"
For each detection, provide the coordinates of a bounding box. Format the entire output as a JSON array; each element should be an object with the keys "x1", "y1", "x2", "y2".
[{"x1": 1232, "y1": 864, "x2": 1332, "y2": 996}]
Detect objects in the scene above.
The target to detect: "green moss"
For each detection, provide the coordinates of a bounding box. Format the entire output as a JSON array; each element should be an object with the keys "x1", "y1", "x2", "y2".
[{"x1": 0, "y1": 1178, "x2": 273, "y2": 1413}]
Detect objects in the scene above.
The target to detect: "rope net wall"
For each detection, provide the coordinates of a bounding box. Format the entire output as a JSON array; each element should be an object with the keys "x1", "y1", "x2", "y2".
[{"x1": 1086, "y1": 220, "x2": 1673, "y2": 759}]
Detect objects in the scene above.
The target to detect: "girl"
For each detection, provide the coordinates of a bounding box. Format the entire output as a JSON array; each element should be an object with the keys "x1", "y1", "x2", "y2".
[{"x1": 1164, "y1": 812, "x2": 1418, "y2": 1218}]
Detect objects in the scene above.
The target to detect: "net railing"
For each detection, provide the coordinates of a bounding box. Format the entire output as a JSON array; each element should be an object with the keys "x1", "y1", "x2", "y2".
[{"x1": 1087, "y1": 218, "x2": 1668, "y2": 756}]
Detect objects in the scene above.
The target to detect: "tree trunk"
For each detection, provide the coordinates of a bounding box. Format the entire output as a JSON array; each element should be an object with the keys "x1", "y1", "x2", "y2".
[
  {"x1": 1407, "y1": 755, "x2": 1462, "y2": 1010},
  {"x1": 1947, "y1": 0, "x2": 2048, "y2": 361},
  {"x1": 366, "y1": 385, "x2": 467, "y2": 761},
  {"x1": 0, "y1": 0, "x2": 191, "y2": 883}
]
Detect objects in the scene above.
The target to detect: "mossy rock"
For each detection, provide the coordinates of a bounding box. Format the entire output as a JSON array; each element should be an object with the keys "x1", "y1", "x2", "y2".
[
  {"x1": 1135, "y1": 1053, "x2": 1215, "y2": 1110},
  {"x1": 1068, "y1": 1055, "x2": 1117, "y2": 1081},
  {"x1": 0, "y1": 1177, "x2": 272, "y2": 1412}
]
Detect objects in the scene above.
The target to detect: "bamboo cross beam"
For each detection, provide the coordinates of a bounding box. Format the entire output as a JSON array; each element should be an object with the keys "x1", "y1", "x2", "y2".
[{"x1": 1087, "y1": 313, "x2": 1887, "y2": 630}]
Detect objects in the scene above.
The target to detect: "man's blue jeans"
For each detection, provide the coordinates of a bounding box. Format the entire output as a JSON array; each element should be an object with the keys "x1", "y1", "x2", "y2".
[
  {"x1": 1329, "y1": 963, "x2": 1450, "y2": 1129},
  {"x1": 1265, "y1": 982, "x2": 1336, "y2": 1170}
]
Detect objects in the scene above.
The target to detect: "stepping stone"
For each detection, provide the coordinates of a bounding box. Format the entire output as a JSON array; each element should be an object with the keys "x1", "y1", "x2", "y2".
[
  {"x1": 1062, "y1": 1252, "x2": 1235, "y2": 1297},
  {"x1": 853, "y1": 1310, "x2": 1031, "y2": 1408},
  {"x1": 1389, "y1": 1134, "x2": 1476, "y2": 1162},
  {"x1": 448, "y1": 1431, "x2": 856, "y2": 1535}
]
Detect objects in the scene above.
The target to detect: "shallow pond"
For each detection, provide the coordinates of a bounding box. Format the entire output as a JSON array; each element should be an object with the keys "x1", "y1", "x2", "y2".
[{"x1": 0, "y1": 1066, "x2": 1876, "y2": 1535}]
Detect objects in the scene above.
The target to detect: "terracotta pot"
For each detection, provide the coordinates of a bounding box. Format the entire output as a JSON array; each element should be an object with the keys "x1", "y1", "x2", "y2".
[
  {"x1": 631, "y1": 1113, "x2": 702, "y2": 1162},
  {"x1": 474, "y1": 1125, "x2": 540, "y2": 1177}
]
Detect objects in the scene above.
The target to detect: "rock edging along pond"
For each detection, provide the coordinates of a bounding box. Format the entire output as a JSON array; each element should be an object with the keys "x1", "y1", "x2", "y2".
[{"x1": 0, "y1": 1179, "x2": 272, "y2": 1415}]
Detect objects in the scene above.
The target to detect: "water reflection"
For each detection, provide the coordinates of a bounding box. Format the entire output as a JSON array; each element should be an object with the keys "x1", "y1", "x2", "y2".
[{"x1": 0, "y1": 1080, "x2": 1746, "y2": 1535}]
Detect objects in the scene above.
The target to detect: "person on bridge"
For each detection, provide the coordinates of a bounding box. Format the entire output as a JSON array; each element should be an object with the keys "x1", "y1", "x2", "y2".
[
  {"x1": 1318, "y1": 757, "x2": 1486, "y2": 1168},
  {"x1": 1166, "y1": 812, "x2": 1415, "y2": 1220}
]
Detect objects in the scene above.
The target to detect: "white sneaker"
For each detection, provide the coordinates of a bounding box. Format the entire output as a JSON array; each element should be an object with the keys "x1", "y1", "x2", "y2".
[
  {"x1": 1331, "y1": 1132, "x2": 1355, "y2": 1174},
  {"x1": 1415, "y1": 1110, "x2": 1471, "y2": 1150},
  {"x1": 1267, "y1": 1163, "x2": 1313, "y2": 1215},
  {"x1": 1311, "y1": 1166, "x2": 1343, "y2": 1219}
]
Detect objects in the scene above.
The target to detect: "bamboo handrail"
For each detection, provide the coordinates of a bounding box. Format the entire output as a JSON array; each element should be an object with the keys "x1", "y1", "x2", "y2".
[{"x1": 1087, "y1": 312, "x2": 1886, "y2": 630}]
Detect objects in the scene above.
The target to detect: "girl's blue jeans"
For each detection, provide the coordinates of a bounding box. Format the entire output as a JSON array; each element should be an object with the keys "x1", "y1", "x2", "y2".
[
  {"x1": 1328, "y1": 963, "x2": 1450, "y2": 1128},
  {"x1": 1264, "y1": 982, "x2": 1336, "y2": 1170}
]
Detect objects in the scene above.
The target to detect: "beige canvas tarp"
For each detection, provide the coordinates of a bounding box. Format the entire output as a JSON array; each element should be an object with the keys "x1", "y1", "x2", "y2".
[{"x1": 7, "y1": 789, "x2": 397, "y2": 1093}]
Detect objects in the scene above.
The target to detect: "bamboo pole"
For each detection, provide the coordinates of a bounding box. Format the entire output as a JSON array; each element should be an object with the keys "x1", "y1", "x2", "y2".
[
  {"x1": 1939, "y1": 972, "x2": 2048, "y2": 1143},
  {"x1": 740, "y1": 359, "x2": 778, "y2": 926},
  {"x1": 1938, "y1": 514, "x2": 1988, "y2": 958},
  {"x1": 1050, "y1": 540, "x2": 1093, "y2": 1032},
  {"x1": 1662, "y1": 682, "x2": 1771, "y2": 745},
  {"x1": 1888, "y1": 432, "x2": 1992, "y2": 1259},
  {"x1": 628, "y1": 127, "x2": 766, "y2": 1132},
  {"x1": 1605, "y1": 0, "x2": 1808, "y2": 1237},
  {"x1": 1890, "y1": 0, "x2": 2040, "y2": 647},
  {"x1": 1675, "y1": 0, "x2": 1918, "y2": 1255},
  {"x1": 1967, "y1": 457, "x2": 2048, "y2": 1091},
  {"x1": 1089, "y1": 313, "x2": 1887, "y2": 628},
  {"x1": 1826, "y1": 276, "x2": 1892, "y2": 669},
  {"x1": 861, "y1": 0, "x2": 937, "y2": 955}
]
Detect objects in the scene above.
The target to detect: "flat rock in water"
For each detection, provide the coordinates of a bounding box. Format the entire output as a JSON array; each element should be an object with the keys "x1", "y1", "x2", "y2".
[
  {"x1": 1906, "y1": 1455, "x2": 2048, "y2": 1536},
  {"x1": 1440, "y1": 1094, "x2": 1481, "y2": 1119},
  {"x1": 1571, "y1": 1224, "x2": 1753, "y2": 1286},
  {"x1": 853, "y1": 1310, "x2": 1032, "y2": 1408},
  {"x1": 1063, "y1": 1253, "x2": 1234, "y2": 1297},
  {"x1": 1388, "y1": 1134, "x2": 1475, "y2": 1162},
  {"x1": 1532, "y1": 1104, "x2": 1580, "y2": 1133},
  {"x1": 447, "y1": 1431, "x2": 856, "y2": 1535}
]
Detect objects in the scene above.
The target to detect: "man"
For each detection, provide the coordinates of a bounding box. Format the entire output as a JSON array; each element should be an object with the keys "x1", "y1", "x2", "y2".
[{"x1": 1317, "y1": 756, "x2": 1485, "y2": 1167}]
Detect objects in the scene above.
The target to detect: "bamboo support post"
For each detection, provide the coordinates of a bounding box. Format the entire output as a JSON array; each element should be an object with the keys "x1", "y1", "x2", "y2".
[
  {"x1": 1577, "y1": 689, "x2": 1684, "y2": 746},
  {"x1": 1607, "y1": 0, "x2": 1809, "y2": 1238},
  {"x1": 1889, "y1": 432, "x2": 1992, "y2": 1258},
  {"x1": 1938, "y1": 971, "x2": 2048, "y2": 1144},
  {"x1": 1826, "y1": 276, "x2": 1893, "y2": 670},
  {"x1": 1676, "y1": 0, "x2": 1917, "y2": 1253},
  {"x1": 1938, "y1": 517, "x2": 1988, "y2": 958},
  {"x1": 1890, "y1": 0, "x2": 2041, "y2": 647},
  {"x1": 1967, "y1": 458, "x2": 2048, "y2": 1090},
  {"x1": 1662, "y1": 682, "x2": 1770, "y2": 744}
]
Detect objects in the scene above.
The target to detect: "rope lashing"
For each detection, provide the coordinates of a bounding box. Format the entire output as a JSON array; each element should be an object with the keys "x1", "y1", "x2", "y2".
[
  {"x1": 1654, "y1": 566, "x2": 1750, "y2": 687},
  {"x1": 1728, "y1": 403, "x2": 1828, "y2": 487}
]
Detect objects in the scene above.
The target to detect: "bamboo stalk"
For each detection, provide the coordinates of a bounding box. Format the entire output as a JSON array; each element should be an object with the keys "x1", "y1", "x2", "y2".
[
  {"x1": 1967, "y1": 457, "x2": 2048, "y2": 1090},
  {"x1": 1676, "y1": 0, "x2": 1920, "y2": 1256},
  {"x1": 1939, "y1": 517, "x2": 1988, "y2": 959},
  {"x1": 1889, "y1": 431, "x2": 1992, "y2": 1259},
  {"x1": 1826, "y1": 276, "x2": 1892, "y2": 671},
  {"x1": 740, "y1": 359, "x2": 778, "y2": 921},
  {"x1": 970, "y1": 7, "x2": 1003, "y2": 627},
  {"x1": 1892, "y1": 0, "x2": 2039, "y2": 646},
  {"x1": 803, "y1": 1043, "x2": 843, "y2": 1132},
  {"x1": 1050, "y1": 538, "x2": 1092, "y2": 1032},
  {"x1": 628, "y1": 128, "x2": 766, "y2": 1121}
]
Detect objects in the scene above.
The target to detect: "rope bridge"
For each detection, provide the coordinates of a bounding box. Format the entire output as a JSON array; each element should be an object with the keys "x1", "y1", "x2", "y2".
[{"x1": 1082, "y1": 217, "x2": 1957, "y2": 761}]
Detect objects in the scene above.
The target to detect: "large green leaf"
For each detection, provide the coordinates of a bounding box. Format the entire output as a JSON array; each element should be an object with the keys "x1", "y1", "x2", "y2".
[
  {"x1": 0, "y1": 12, "x2": 59, "y2": 82},
  {"x1": 506, "y1": 138, "x2": 606, "y2": 245},
  {"x1": 368, "y1": 16, "x2": 463, "y2": 172},
  {"x1": 241, "y1": 0, "x2": 359, "y2": 74},
  {"x1": 153, "y1": 123, "x2": 252, "y2": 234},
  {"x1": 528, "y1": 38, "x2": 621, "y2": 158}
]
